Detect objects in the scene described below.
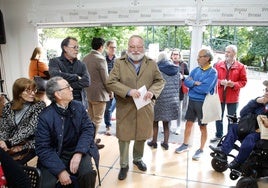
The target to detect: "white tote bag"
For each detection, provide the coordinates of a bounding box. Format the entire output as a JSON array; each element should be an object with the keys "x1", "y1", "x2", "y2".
[{"x1": 201, "y1": 87, "x2": 222, "y2": 124}]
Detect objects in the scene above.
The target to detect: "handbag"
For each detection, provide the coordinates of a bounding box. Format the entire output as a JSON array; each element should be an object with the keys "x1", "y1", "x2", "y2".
[
  {"x1": 181, "y1": 81, "x2": 189, "y2": 94},
  {"x1": 237, "y1": 113, "x2": 258, "y2": 139},
  {"x1": 201, "y1": 87, "x2": 222, "y2": 124},
  {"x1": 33, "y1": 60, "x2": 48, "y2": 92}
]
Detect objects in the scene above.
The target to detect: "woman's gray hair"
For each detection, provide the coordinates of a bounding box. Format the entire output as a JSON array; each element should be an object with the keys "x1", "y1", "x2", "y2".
[
  {"x1": 157, "y1": 51, "x2": 169, "y2": 63},
  {"x1": 45, "y1": 76, "x2": 63, "y2": 102}
]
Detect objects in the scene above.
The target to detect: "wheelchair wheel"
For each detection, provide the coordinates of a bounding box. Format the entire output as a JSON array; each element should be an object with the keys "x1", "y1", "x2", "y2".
[
  {"x1": 211, "y1": 158, "x2": 228, "y2": 172},
  {"x1": 236, "y1": 177, "x2": 258, "y2": 188},
  {"x1": 230, "y1": 170, "x2": 240, "y2": 180}
]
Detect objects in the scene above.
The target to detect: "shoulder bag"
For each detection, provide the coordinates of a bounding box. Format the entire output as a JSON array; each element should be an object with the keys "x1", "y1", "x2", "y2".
[{"x1": 201, "y1": 86, "x2": 222, "y2": 124}]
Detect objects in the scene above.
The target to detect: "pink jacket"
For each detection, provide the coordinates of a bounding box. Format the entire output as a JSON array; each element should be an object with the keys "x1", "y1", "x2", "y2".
[{"x1": 215, "y1": 60, "x2": 247, "y2": 103}]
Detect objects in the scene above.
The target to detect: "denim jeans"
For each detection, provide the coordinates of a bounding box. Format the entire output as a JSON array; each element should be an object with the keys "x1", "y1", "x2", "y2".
[
  {"x1": 215, "y1": 103, "x2": 238, "y2": 138},
  {"x1": 104, "y1": 98, "x2": 116, "y2": 127}
]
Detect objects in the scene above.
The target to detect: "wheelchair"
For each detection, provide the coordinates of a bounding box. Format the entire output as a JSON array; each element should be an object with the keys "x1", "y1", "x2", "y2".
[{"x1": 209, "y1": 114, "x2": 268, "y2": 187}]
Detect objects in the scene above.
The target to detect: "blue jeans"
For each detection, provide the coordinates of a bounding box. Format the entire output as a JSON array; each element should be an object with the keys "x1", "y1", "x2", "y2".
[
  {"x1": 104, "y1": 98, "x2": 116, "y2": 128},
  {"x1": 221, "y1": 123, "x2": 260, "y2": 163},
  {"x1": 215, "y1": 103, "x2": 238, "y2": 138}
]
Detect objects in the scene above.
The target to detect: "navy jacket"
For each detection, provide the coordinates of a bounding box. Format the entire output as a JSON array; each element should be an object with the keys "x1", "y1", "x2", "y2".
[{"x1": 35, "y1": 100, "x2": 98, "y2": 176}]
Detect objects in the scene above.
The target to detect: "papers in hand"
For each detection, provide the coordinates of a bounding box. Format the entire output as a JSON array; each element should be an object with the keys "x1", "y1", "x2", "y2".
[{"x1": 133, "y1": 85, "x2": 151, "y2": 110}]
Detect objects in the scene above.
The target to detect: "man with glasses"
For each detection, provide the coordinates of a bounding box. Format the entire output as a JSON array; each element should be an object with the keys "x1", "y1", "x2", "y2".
[
  {"x1": 49, "y1": 36, "x2": 91, "y2": 109},
  {"x1": 210, "y1": 80, "x2": 268, "y2": 170},
  {"x1": 104, "y1": 40, "x2": 117, "y2": 136},
  {"x1": 210, "y1": 45, "x2": 247, "y2": 143},
  {"x1": 35, "y1": 76, "x2": 98, "y2": 188},
  {"x1": 106, "y1": 35, "x2": 165, "y2": 180},
  {"x1": 175, "y1": 48, "x2": 217, "y2": 161}
]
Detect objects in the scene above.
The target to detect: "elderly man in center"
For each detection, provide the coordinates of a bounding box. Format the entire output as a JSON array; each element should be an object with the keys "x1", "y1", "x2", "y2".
[{"x1": 106, "y1": 35, "x2": 165, "y2": 180}]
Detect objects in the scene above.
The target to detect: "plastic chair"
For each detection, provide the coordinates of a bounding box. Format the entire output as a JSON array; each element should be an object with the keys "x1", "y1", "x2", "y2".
[{"x1": 22, "y1": 166, "x2": 41, "y2": 188}]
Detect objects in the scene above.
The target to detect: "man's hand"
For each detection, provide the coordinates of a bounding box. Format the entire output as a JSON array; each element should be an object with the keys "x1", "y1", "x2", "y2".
[
  {"x1": 58, "y1": 170, "x2": 72, "y2": 186},
  {"x1": 129, "y1": 89, "x2": 141, "y2": 98},
  {"x1": 143, "y1": 91, "x2": 153, "y2": 101},
  {"x1": 70, "y1": 153, "x2": 82, "y2": 174}
]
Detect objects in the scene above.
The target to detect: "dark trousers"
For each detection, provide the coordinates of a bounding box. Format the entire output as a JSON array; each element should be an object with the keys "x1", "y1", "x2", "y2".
[
  {"x1": 104, "y1": 98, "x2": 116, "y2": 127},
  {"x1": 40, "y1": 153, "x2": 96, "y2": 188},
  {"x1": 0, "y1": 148, "x2": 31, "y2": 188},
  {"x1": 221, "y1": 123, "x2": 260, "y2": 163},
  {"x1": 215, "y1": 103, "x2": 238, "y2": 138}
]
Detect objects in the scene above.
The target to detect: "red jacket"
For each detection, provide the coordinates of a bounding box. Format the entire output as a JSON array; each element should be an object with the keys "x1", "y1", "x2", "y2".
[{"x1": 215, "y1": 60, "x2": 247, "y2": 103}]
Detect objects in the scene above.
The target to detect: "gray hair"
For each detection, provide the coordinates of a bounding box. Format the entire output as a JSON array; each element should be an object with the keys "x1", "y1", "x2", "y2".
[
  {"x1": 157, "y1": 51, "x2": 169, "y2": 62},
  {"x1": 202, "y1": 48, "x2": 214, "y2": 62},
  {"x1": 45, "y1": 76, "x2": 63, "y2": 102},
  {"x1": 226, "y1": 45, "x2": 237, "y2": 54}
]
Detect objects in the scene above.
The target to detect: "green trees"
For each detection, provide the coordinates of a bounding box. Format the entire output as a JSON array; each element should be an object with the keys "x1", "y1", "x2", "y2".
[{"x1": 40, "y1": 26, "x2": 267, "y2": 71}]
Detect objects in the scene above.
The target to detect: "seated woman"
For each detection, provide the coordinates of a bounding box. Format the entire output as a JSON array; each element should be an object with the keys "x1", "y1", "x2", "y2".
[
  {"x1": 210, "y1": 80, "x2": 268, "y2": 170},
  {"x1": 0, "y1": 78, "x2": 46, "y2": 164}
]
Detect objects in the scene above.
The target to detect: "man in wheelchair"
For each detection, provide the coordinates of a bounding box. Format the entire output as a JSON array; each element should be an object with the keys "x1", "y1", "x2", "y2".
[{"x1": 210, "y1": 80, "x2": 268, "y2": 171}]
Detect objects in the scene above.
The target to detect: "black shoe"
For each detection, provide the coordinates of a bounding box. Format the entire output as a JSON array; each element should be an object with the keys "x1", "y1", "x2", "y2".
[
  {"x1": 133, "y1": 160, "x2": 147, "y2": 171},
  {"x1": 95, "y1": 138, "x2": 101, "y2": 144},
  {"x1": 118, "y1": 165, "x2": 129, "y2": 180},
  {"x1": 147, "y1": 141, "x2": 157, "y2": 148},
  {"x1": 210, "y1": 137, "x2": 221, "y2": 143},
  {"x1": 97, "y1": 144, "x2": 105, "y2": 150},
  {"x1": 209, "y1": 145, "x2": 227, "y2": 161},
  {"x1": 209, "y1": 145, "x2": 223, "y2": 153},
  {"x1": 161, "y1": 142, "x2": 169, "y2": 150},
  {"x1": 228, "y1": 160, "x2": 241, "y2": 170}
]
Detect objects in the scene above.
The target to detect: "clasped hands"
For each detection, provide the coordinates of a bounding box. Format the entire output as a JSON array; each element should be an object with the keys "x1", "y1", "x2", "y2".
[
  {"x1": 129, "y1": 89, "x2": 153, "y2": 101},
  {"x1": 220, "y1": 79, "x2": 234, "y2": 88}
]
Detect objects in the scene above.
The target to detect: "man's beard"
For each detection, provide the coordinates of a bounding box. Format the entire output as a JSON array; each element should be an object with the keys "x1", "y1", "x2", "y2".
[{"x1": 127, "y1": 51, "x2": 145, "y2": 61}]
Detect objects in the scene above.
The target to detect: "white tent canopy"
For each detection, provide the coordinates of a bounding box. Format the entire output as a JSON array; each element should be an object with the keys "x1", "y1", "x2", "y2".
[{"x1": 0, "y1": 0, "x2": 267, "y2": 97}]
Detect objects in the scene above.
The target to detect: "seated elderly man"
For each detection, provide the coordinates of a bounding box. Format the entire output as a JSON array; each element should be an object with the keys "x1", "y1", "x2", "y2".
[{"x1": 35, "y1": 76, "x2": 98, "y2": 188}]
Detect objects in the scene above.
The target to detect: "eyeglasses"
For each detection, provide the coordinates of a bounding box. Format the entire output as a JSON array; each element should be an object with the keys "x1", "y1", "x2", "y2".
[
  {"x1": 109, "y1": 46, "x2": 116, "y2": 49},
  {"x1": 264, "y1": 88, "x2": 268, "y2": 92},
  {"x1": 68, "y1": 46, "x2": 79, "y2": 50},
  {"x1": 24, "y1": 88, "x2": 37, "y2": 94},
  {"x1": 172, "y1": 53, "x2": 179, "y2": 56},
  {"x1": 58, "y1": 84, "x2": 71, "y2": 91},
  {"x1": 198, "y1": 55, "x2": 207, "y2": 58}
]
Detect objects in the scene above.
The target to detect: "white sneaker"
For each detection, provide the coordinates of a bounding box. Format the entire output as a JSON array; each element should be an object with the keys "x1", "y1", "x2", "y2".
[{"x1": 175, "y1": 144, "x2": 189, "y2": 154}]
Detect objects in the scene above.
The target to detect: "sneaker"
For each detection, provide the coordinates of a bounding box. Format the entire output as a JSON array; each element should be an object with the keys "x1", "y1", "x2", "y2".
[
  {"x1": 175, "y1": 143, "x2": 189, "y2": 154},
  {"x1": 192, "y1": 149, "x2": 203, "y2": 161},
  {"x1": 210, "y1": 137, "x2": 221, "y2": 143}
]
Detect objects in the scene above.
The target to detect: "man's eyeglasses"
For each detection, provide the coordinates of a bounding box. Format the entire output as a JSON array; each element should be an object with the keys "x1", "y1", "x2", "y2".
[
  {"x1": 58, "y1": 84, "x2": 71, "y2": 91},
  {"x1": 24, "y1": 88, "x2": 37, "y2": 94},
  {"x1": 172, "y1": 53, "x2": 179, "y2": 56},
  {"x1": 68, "y1": 46, "x2": 79, "y2": 50},
  {"x1": 264, "y1": 88, "x2": 268, "y2": 92},
  {"x1": 198, "y1": 55, "x2": 207, "y2": 58}
]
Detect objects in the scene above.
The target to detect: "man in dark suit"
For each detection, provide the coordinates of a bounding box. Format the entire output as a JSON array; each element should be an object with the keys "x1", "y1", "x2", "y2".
[{"x1": 83, "y1": 37, "x2": 111, "y2": 149}]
